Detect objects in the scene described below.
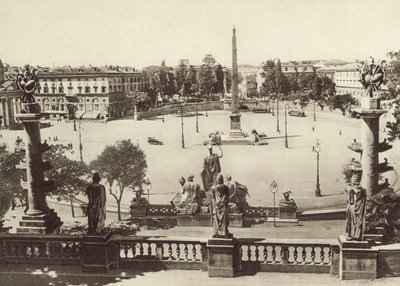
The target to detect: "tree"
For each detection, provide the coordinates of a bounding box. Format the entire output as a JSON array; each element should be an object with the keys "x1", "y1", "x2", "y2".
[
  {"x1": 43, "y1": 145, "x2": 90, "y2": 216},
  {"x1": 327, "y1": 93, "x2": 355, "y2": 115},
  {"x1": 386, "y1": 99, "x2": 400, "y2": 142},
  {"x1": 187, "y1": 65, "x2": 198, "y2": 96},
  {"x1": 245, "y1": 74, "x2": 258, "y2": 97},
  {"x1": 0, "y1": 145, "x2": 24, "y2": 219},
  {"x1": 386, "y1": 51, "x2": 400, "y2": 97},
  {"x1": 260, "y1": 60, "x2": 277, "y2": 96},
  {"x1": 312, "y1": 76, "x2": 323, "y2": 100},
  {"x1": 198, "y1": 55, "x2": 217, "y2": 97},
  {"x1": 161, "y1": 60, "x2": 166, "y2": 67},
  {"x1": 214, "y1": 64, "x2": 225, "y2": 94},
  {"x1": 89, "y1": 140, "x2": 147, "y2": 221},
  {"x1": 175, "y1": 64, "x2": 188, "y2": 96}
]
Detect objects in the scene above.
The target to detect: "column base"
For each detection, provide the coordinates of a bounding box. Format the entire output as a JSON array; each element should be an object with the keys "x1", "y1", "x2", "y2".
[
  {"x1": 16, "y1": 209, "x2": 62, "y2": 234},
  {"x1": 207, "y1": 238, "x2": 239, "y2": 277},
  {"x1": 82, "y1": 232, "x2": 119, "y2": 273}
]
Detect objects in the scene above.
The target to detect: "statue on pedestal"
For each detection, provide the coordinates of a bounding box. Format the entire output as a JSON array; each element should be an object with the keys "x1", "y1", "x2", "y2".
[
  {"x1": 279, "y1": 191, "x2": 297, "y2": 208},
  {"x1": 359, "y1": 58, "x2": 386, "y2": 97},
  {"x1": 225, "y1": 175, "x2": 249, "y2": 213},
  {"x1": 171, "y1": 175, "x2": 204, "y2": 215},
  {"x1": 201, "y1": 146, "x2": 222, "y2": 193},
  {"x1": 345, "y1": 185, "x2": 366, "y2": 241},
  {"x1": 211, "y1": 173, "x2": 232, "y2": 238},
  {"x1": 86, "y1": 173, "x2": 106, "y2": 235}
]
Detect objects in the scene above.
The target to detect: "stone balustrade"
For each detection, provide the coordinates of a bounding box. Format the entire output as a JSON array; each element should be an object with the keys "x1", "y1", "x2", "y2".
[
  {"x1": 238, "y1": 238, "x2": 339, "y2": 274},
  {"x1": 0, "y1": 234, "x2": 82, "y2": 265}
]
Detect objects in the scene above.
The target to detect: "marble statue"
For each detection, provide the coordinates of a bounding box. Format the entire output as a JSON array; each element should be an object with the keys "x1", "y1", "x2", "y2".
[
  {"x1": 211, "y1": 173, "x2": 232, "y2": 238},
  {"x1": 345, "y1": 185, "x2": 366, "y2": 241},
  {"x1": 201, "y1": 146, "x2": 222, "y2": 193},
  {"x1": 16, "y1": 65, "x2": 38, "y2": 103},
  {"x1": 359, "y1": 58, "x2": 386, "y2": 97},
  {"x1": 279, "y1": 191, "x2": 297, "y2": 208},
  {"x1": 171, "y1": 175, "x2": 204, "y2": 215},
  {"x1": 225, "y1": 175, "x2": 249, "y2": 213},
  {"x1": 86, "y1": 173, "x2": 106, "y2": 235}
]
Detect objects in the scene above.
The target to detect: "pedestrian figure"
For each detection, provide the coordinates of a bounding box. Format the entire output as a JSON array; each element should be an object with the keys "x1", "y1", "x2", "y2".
[
  {"x1": 312, "y1": 126, "x2": 315, "y2": 132},
  {"x1": 339, "y1": 130, "x2": 342, "y2": 135}
]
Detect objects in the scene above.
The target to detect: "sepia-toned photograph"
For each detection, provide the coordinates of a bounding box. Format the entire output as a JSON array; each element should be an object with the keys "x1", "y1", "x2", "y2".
[{"x1": 1, "y1": 0, "x2": 400, "y2": 285}]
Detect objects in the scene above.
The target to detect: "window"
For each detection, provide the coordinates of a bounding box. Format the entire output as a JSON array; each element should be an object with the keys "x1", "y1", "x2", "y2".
[
  {"x1": 45, "y1": 104, "x2": 49, "y2": 111},
  {"x1": 78, "y1": 86, "x2": 82, "y2": 94},
  {"x1": 85, "y1": 86, "x2": 90, "y2": 93},
  {"x1": 51, "y1": 87, "x2": 56, "y2": 93},
  {"x1": 79, "y1": 104, "x2": 83, "y2": 111},
  {"x1": 103, "y1": 99, "x2": 106, "y2": 102},
  {"x1": 58, "y1": 86, "x2": 64, "y2": 93},
  {"x1": 101, "y1": 86, "x2": 106, "y2": 93},
  {"x1": 94, "y1": 104, "x2": 99, "y2": 111},
  {"x1": 94, "y1": 86, "x2": 98, "y2": 93}
]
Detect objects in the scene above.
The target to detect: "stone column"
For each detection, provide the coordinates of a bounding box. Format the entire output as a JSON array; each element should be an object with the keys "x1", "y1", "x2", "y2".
[
  {"x1": 360, "y1": 112, "x2": 383, "y2": 196},
  {"x1": 15, "y1": 102, "x2": 62, "y2": 234},
  {"x1": 0, "y1": 99, "x2": 4, "y2": 128},
  {"x1": 4, "y1": 99, "x2": 10, "y2": 127}
]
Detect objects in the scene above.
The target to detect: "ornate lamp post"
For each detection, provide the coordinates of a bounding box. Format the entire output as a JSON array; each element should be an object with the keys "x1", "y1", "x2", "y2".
[
  {"x1": 142, "y1": 177, "x2": 152, "y2": 204},
  {"x1": 180, "y1": 105, "x2": 185, "y2": 149},
  {"x1": 270, "y1": 180, "x2": 278, "y2": 227},
  {"x1": 313, "y1": 139, "x2": 321, "y2": 197}
]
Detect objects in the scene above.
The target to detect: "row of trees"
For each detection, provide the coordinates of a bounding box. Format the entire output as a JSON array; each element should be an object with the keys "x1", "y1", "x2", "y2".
[
  {"x1": 0, "y1": 139, "x2": 147, "y2": 222},
  {"x1": 143, "y1": 55, "x2": 230, "y2": 106}
]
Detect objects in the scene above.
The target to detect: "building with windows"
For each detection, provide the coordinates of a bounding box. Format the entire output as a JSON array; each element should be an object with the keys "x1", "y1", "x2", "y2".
[{"x1": 36, "y1": 66, "x2": 149, "y2": 120}]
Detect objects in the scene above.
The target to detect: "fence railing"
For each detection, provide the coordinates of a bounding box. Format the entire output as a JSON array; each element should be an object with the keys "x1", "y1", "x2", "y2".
[
  {"x1": 238, "y1": 238, "x2": 339, "y2": 274},
  {"x1": 244, "y1": 206, "x2": 279, "y2": 217},
  {"x1": 114, "y1": 236, "x2": 207, "y2": 270},
  {"x1": 146, "y1": 204, "x2": 177, "y2": 216},
  {"x1": 0, "y1": 234, "x2": 82, "y2": 265}
]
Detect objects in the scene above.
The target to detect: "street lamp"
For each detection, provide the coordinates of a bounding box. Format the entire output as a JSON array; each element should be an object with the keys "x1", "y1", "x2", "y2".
[
  {"x1": 270, "y1": 180, "x2": 279, "y2": 227},
  {"x1": 78, "y1": 119, "x2": 83, "y2": 162},
  {"x1": 313, "y1": 139, "x2": 321, "y2": 197},
  {"x1": 284, "y1": 103, "x2": 288, "y2": 148},
  {"x1": 162, "y1": 107, "x2": 165, "y2": 123},
  {"x1": 142, "y1": 177, "x2": 152, "y2": 204},
  {"x1": 180, "y1": 105, "x2": 185, "y2": 149},
  {"x1": 73, "y1": 104, "x2": 77, "y2": 131},
  {"x1": 276, "y1": 92, "x2": 280, "y2": 133}
]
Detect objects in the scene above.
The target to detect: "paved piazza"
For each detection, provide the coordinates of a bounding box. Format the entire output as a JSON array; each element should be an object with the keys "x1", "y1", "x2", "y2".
[{"x1": 1, "y1": 107, "x2": 397, "y2": 213}]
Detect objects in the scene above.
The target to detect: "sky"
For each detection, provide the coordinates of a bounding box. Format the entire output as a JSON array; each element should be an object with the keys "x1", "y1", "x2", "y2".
[{"x1": 1, "y1": 0, "x2": 400, "y2": 69}]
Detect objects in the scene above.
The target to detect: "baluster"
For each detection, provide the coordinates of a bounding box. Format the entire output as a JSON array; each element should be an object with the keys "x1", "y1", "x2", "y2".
[
  {"x1": 326, "y1": 246, "x2": 331, "y2": 265},
  {"x1": 121, "y1": 243, "x2": 128, "y2": 258},
  {"x1": 255, "y1": 245, "x2": 260, "y2": 262},
  {"x1": 271, "y1": 245, "x2": 277, "y2": 263},
  {"x1": 320, "y1": 247, "x2": 325, "y2": 265},
  {"x1": 176, "y1": 243, "x2": 181, "y2": 261},
  {"x1": 39, "y1": 242, "x2": 46, "y2": 257},
  {"x1": 139, "y1": 242, "x2": 144, "y2": 257},
  {"x1": 167, "y1": 243, "x2": 173, "y2": 261},
  {"x1": 247, "y1": 244, "x2": 252, "y2": 261},
  {"x1": 301, "y1": 246, "x2": 306, "y2": 264},
  {"x1": 310, "y1": 247, "x2": 316, "y2": 264},
  {"x1": 263, "y1": 246, "x2": 268, "y2": 263},
  {"x1": 192, "y1": 244, "x2": 197, "y2": 261},
  {"x1": 183, "y1": 244, "x2": 189, "y2": 261},
  {"x1": 281, "y1": 246, "x2": 288, "y2": 264},
  {"x1": 293, "y1": 246, "x2": 298, "y2": 264}
]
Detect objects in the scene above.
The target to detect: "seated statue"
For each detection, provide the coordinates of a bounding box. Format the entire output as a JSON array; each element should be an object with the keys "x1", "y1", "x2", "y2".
[
  {"x1": 171, "y1": 175, "x2": 204, "y2": 215},
  {"x1": 279, "y1": 191, "x2": 297, "y2": 209},
  {"x1": 130, "y1": 186, "x2": 148, "y2": 207},
  {"x1": 211, "y1": 131, "x2": 222, "y2": 146},
  {"x1": 225, "y1": 175, "x2": 249, "y2": 213}
]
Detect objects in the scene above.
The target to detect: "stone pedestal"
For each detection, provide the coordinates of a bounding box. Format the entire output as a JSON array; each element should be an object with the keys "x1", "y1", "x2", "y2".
[
  {"x1": 207, "y1": 238, "x2": 239, "y2": 277},
  {"x1": 339, "y1": 235, "x2": 378, "y2": 280},
  {"x1": 279, "y1": 207, "x2": 297, "y2": 219},
  {"x1": 229, "y1": 113, "x2": 243, "y2": 138},
  {"x1": 82, "y1": 232, "x2": 119, "y2": 273},
  {"x1": 130, "y1": 206, "x2": 147, "y2": 217},
  {"x1": 16, "y1": 209, "x2": 62, "y2": 234}
]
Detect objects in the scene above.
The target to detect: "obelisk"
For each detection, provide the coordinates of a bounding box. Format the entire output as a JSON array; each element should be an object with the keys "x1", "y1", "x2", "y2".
[{"x1": 229, "y1": 26, "x2": 243, "y2": 137}]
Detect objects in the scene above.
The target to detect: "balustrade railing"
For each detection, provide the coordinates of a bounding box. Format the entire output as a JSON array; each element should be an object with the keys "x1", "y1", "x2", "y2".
[
  {"x1": 0, "y1": 234, "x2": 82, "y2": 265},
  {"x1": 238, "y1": 238, "x2": 338, "y2": 273},
  {"x1": 146, "y1": 204, "x2": 177, "y2": 216},
  {"x1": 115, "y1": 236, "x2": 207, "y2": 270},
  {"x1": 244, "y1": 206, "x2": 278, "y2": 217}
]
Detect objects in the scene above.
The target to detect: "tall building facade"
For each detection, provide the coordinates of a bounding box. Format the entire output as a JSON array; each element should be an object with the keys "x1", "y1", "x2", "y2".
[{"x1": 36, "y1": 66, "x2": 149, "y2": 120}]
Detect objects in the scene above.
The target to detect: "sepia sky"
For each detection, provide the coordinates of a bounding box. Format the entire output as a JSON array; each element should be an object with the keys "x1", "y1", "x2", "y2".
[{"x1": 1, "y1": 0, "x2": 400, "y2": 69}]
